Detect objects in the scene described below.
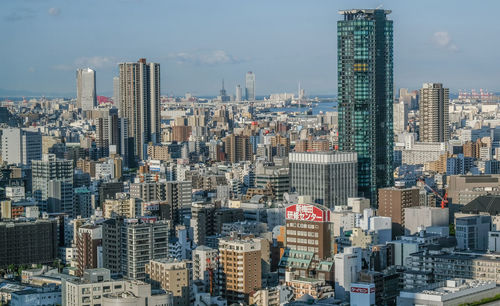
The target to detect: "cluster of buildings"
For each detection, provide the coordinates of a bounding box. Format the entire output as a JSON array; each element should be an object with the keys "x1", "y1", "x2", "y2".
[{"x1": 0, "y1": 7, "x2": 499, "y2": 306}]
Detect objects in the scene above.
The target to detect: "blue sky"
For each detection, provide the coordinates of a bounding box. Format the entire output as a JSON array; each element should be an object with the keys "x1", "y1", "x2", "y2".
[{"x1": 1, "y1": 0, "x2": 499, "y2": 97}]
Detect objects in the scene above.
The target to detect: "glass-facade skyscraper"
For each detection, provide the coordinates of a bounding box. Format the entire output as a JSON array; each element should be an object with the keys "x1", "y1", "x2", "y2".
[{"x1": 337, "y1": 9, "x2": 394, "y2": 205}]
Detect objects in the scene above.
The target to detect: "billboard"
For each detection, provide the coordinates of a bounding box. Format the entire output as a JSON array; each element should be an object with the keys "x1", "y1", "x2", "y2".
[{"x1": 285, "y1": 203, "x2": 330, "y2": 222}]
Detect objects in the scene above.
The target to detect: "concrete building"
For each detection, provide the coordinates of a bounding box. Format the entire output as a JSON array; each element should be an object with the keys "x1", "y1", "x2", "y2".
[
  {"x1": 103, "y1": 196, "x2": 138, "y2": 219},
  {"x1": 393, "y1": 100, "x2": 408, "y2": 134},
  {"x1": 289, "y1": 151, "x2": 358, "y2": 209},
  {"x1": 10, "y1": 285, "x2": 62, "y2": 306},
  {"x1": 488, "y1": 231, "x2": 500, "y2": 252},
  {"x1": 455, "y1": 215, "x2": 491, "y2": 251},
  {"x1": 76, "y1": 224, "x2": 102, "y2": 276},
  {"x1": 1, "y1": 128, "x2": 42, "y2": 166},
  {"x1": 146, "y1": 259, "x2": 190, "y2": 306},
  {"x1": 101, "y1": 218, "x2": 170, "y2": 280},
  {"x1": 419, "y1": 83, "x2": 449, "y2": 143},
  {"x1": 404, "y1": 206, "x2": 449, "y2": 235},
  {"x1": 0, "y1": 219, "x2": 58, "y2": 268},
  {"x1": 74, "y1": 187, "x2": 92, "y2": 218},
  {"x1": 350, "y1": 282, "x2": 376, "y2": 306},
  {"x1": 404, "y1": 250, "x2": 500, "y2": 287},
  {"x1": 402, "y1": 141, "x2": 447, "y2": 165},
  {"x1": 217, "y1": 236, "x2": 261, "y2": 304},
  {"x1": 32, "y1": 154, "x2": 74, "y2": 215},
  {"x1": 334, "y1": 247, "x2": 362, "y2": 302},
  {"x1": 119, "y1": 58, "x2": 161, "y2": 161},
  {"x1": 378, "y1": 187, "x2": 420, "y2": 237},
  {"x1": 223, "y1": 134, "x2": 252, "y2": 163},
  {"x1": 192, "y1": 245, "x2": 218, "y2": 292},
  {"x1": 76, "y1": 68, "x2": 97, "y2": 110},
  {"x1": 62, "y1": 268, "x2": 171, "y2": 306},
  {"x1": 398, "y1": 279, "x2": 500, "y2": 306}
]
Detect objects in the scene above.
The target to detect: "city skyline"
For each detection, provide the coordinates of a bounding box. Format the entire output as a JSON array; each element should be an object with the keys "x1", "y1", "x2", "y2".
[{"x1": 2, "y1": 0, "x2": 500, "y2": 97}]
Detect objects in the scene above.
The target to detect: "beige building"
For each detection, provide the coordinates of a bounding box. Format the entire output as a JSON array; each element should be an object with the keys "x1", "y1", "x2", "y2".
[
  {"x1": 420, "y1": 83, "x2": 449, "y2": 143},
  {"x1": 350, "y1": 227, "x2": 378, "y2": 249},
  {"x1": 103, "y1": 197, "x2": 137, "y2": 218},
  {"x1": 218, "y1": 236, "x2": 262, "y2": 304},
  {"x1": 249, "y1": 288, "x2": 280, "y2": 306},
  {"x1": 145, "y1": 259, "x2": 190, "y2": 306}
]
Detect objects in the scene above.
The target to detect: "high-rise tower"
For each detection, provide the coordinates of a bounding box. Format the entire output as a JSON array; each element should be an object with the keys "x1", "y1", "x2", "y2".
[
  {"x1": 118, "y1": 58, "x2": 160, "y2": 161},
  {"x1": 419, "y1": 83, "x2": 449, "y2": 143},
  {"x1": 338, "y1": 9, "x2": 394, "y2": 204},
  {"x1": 76, "y1": 68, "x2": 97, "y2": 110},
  {"x1": 245, "y1": 71, "x2": 255, "y2": 101}
]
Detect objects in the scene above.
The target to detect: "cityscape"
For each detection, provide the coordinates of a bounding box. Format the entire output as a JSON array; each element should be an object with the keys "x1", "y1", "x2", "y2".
[{"x1": 1, "y1": 1, "x2": 500, "y2": 306}]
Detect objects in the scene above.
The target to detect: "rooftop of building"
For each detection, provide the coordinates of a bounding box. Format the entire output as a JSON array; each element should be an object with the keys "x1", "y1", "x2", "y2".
[{"x1": 460, "y1": 194, "x2": 500, "y2": 215}]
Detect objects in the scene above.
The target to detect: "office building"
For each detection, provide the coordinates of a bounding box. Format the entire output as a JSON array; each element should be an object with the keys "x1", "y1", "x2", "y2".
[
  {"x1": 32, "y1": 154, "x2": 74, "y2": 215},
  {"x1": 218, "y1": 236, "x2": 261, "y2": 304},
  {"x1": 289, "y1": 151, "x2": 358, "y2": 208},
  {"x1": 378, "y1": 187, "x2": 420, "y2": 237},
  {"x1": 245, "y1": 71, "x2": 255, "y2": 101},
  {"x1": 0, "y1": 219, "x2": 58, "y2": 268},
  {"x1": 419, "y1": 83, "x2": 449, "y2": 143},
  {"x1": 1, "y1": 128, "x2": 42, "y2": 166},
  {"x1": 76, "y1": 68, "x2": 97, "y2": 110},
  {"x1": 10, "y1": 285, "x2": 62, "y2": 306},
  {"x1": 146, "y1": 259, "x2": 190, "y2": 306},
  {"x1": 338, "y1": 9, "x2": 394, "y2": 204},
  {"x1": 119, "y1": 58, "x2": 161, "y2": 161},
  {"x1": 190, "y1": 204, "x2": 244, "y2": 246},
  {"x1": 455, "y1": 215, "x2": 491, "y2": 251}
]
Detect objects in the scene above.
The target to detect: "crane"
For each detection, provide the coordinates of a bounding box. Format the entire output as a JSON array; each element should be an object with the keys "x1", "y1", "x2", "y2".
[{"x1": 417, "y1": 177, "x2": 448, "y2": 209}]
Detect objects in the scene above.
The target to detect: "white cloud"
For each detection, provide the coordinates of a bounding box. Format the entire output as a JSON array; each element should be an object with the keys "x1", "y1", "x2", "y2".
[
  {"x1": 74, "y1": 56, "x2": 117, "y2": 69},
  {"x1": 52, "y1": 56, "x2": 117, "y2": 71},
  {"x1": 168, "y1": 50, "x2": 245, "y2": 65},
  {"x1": 48, "y1": 8, "x2": 61, "y2": 16},
  {"x1": 432, "y1": 31, "x2": 458, "y2": 52}
]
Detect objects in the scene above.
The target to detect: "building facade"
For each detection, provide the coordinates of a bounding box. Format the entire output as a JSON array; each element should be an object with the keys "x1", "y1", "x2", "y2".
[
  {"x1": 289, "y1": 152, "x2": 358, "y2": 208},
  {"x1": 419, "y1": 83, "x2": 449, "y2": 143},
  {"x1": 76, "y1": 68, "x2": 97, "y2": 110},
  {"x1": 337, "y1": 9, "x2": 394, "y2": 204}
]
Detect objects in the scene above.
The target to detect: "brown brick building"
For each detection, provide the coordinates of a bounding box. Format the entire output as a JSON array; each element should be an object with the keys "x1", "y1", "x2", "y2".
[{"x1": 377, "y1": 187, "x2": 420, "y2": 237}]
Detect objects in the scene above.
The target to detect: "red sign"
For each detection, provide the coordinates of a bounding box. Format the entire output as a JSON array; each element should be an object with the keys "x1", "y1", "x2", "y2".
[
  {"x1": 286, "y1": 204, "x2": 329, "y2": 222},
  {"x1": 351, "y1": 287, "x2": 369, "y2": 294}
]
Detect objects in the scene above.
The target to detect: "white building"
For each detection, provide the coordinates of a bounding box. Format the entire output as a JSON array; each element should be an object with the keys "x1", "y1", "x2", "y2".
[
  {"x1": 350, "y1": 282, "x2": 375, "y2": 306},
  {"x1": 76, "y1": 68, "x2": 97, "y2": 110},
  {"x1": 398, "y1": 279, "x2": 500, "y2": 306},
  {"x1": 334, "y1": 247, "x2": 362, "y2": 301},
  {"x1": 1, "y1": 128, "x2": 42, "y2": 166},
  {"x1": 5, "y1": 186, "x2": 25, "y2": 202},
  {"x1": 488, "y1": 231, "x2": 500, "y2": 252}
]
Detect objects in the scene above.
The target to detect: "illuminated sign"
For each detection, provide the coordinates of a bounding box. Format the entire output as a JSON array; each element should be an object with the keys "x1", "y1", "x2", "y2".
[{"x1": 285, "y1": 204, "x2": 330, "y2": 222}]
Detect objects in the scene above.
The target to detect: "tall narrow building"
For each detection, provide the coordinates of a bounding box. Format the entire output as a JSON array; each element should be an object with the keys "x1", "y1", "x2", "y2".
[
  {"x1": 419, "y1": 83, "x2": 449, "y2": 143},
  {"x1": 337, "y1": 9, "x2": 394, "y2": 204},
  {"x1": 76, "y1": 68, "x2": 97, "y2": 110},
  {"x1": 245, "y1": 71, "x2": 255, "y2": 101},
  {"x1": 119, "y1": 58, "x2": 161, "y2": 161}
]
